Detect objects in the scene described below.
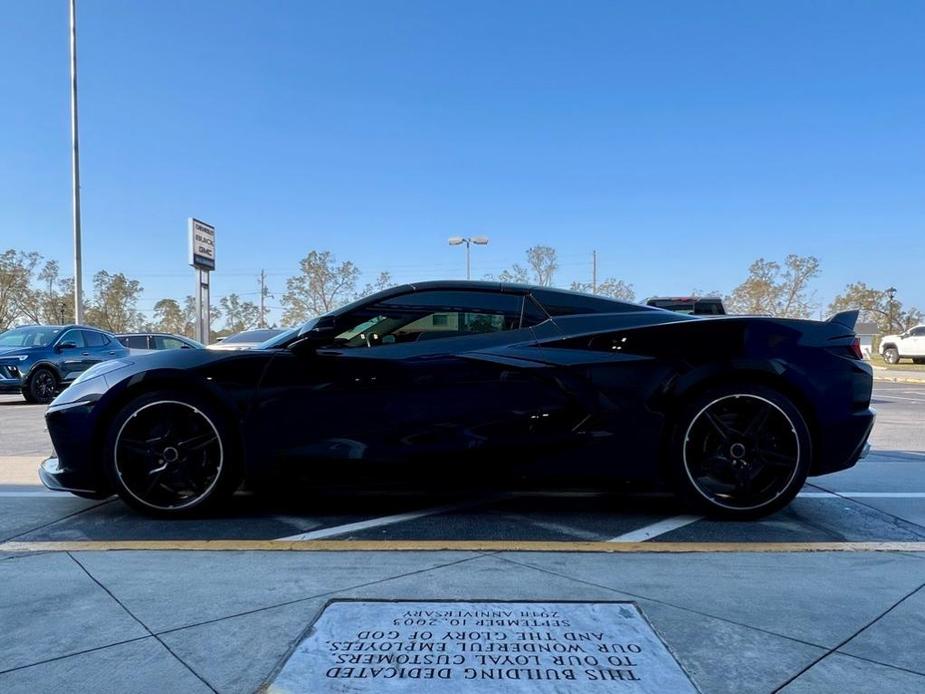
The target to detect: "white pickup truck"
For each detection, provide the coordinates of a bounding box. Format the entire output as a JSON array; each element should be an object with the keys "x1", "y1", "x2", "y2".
[{"x1": 879, "y1": 325, "x2": 925, "y2": 364}]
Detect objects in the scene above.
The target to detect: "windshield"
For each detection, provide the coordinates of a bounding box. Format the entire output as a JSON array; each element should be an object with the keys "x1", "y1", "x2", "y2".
[
  {"x1": 0, "y1": 326, "x2": 62, "y2": 348},
  {"x1": 223, "y1": 329, "x2": 284, "y2": 344},
  {"x1": 257, "y1": 327, "x2": 299, "y2": 349}
]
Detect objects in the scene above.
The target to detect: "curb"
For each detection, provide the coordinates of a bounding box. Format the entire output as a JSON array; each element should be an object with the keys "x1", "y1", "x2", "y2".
[{"x1": 873, "y1": 375, "x2": 925, "y2": 384}]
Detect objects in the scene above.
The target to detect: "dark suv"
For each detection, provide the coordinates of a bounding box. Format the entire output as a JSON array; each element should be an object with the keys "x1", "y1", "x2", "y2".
[{"x1": 0, "y1": 325, "x2": 129, "y2": 404}]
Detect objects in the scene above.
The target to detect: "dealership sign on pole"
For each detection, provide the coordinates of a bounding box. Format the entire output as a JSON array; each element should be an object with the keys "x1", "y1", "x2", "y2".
[{"x1": 188, "y1": 218, "x2": 215, "y2": 344}]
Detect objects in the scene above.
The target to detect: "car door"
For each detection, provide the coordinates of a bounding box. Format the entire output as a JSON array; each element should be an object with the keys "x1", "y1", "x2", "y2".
[
  {"x1": 81, "y1": 330, "x2": 120, "y2": 371},
  {"x1": 54, "y1": 329, "x2": 87, "y2": 381},
  {"x1": 909, "y1": 327, "x2": 925, "y2": 356},
  {"x1": 251, "y1": 289, "x2": 581, "y2": 484}
]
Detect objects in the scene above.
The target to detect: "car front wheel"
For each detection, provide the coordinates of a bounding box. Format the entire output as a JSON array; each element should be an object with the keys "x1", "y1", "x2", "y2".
[
  {"x1": 883, "y1": 348, "x2": 900, "y2": 364},
  {"x1": 671, "y1": 384, "x2": 811, "y2": 519},
  {"x1": 24, "y1": 367, "x2": 58, "y2": 404},
  {"x1": 104, "y1": 392, "x2": 241, "y2": 516}
]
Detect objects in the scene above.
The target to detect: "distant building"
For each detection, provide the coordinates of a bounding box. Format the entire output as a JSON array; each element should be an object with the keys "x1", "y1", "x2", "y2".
[{"x1": 855, "y1": 322, "x2": 878, "y2": 358}]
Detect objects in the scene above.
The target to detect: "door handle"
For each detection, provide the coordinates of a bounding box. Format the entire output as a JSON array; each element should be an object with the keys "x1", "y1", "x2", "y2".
[{"x1": 81, "y1": 352, "x2": 90, "y2": 356}]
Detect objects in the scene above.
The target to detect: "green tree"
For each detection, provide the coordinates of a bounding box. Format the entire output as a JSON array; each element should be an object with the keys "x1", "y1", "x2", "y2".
[
  {"x1": 282, "y1": 251, "x2": 361, "y2": 325},
  {"x1": 492, "y1": 245, "x2": 559, "y2": 286},
  {"x1": 84, "y1": 271, "x2": 144, "y2": 332},
  {"x1": 726, "y1": 255, "x2": 820, "y2": 318},
  {"x1": 0, "y1": 250, "x2": 40, "y2": 330},
  {"x1": 219, "y1": 293, "x2": 260, "y2": 333},
  {"x1": 828, "y1": 283, "x2": 922, "y2": 333},
  {"x1": 152, "y1": 298, "x2": 186, "y2": 335},
  {"x1": 570, "y1": 278, "x2": 636, "y2": 302},
  {"x1": 182, "y1": 295, "x2": 222, "y2": 338}
]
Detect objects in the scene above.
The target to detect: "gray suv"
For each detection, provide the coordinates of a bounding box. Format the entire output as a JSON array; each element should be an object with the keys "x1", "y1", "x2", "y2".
[{"x1": 0, "y1": 325, "x2": 129, "y2": 403}]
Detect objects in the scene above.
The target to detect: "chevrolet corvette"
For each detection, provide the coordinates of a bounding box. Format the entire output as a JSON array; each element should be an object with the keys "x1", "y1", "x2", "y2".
[{"x1": 40, "y1": 281, "x2": 874, "y2": 519}]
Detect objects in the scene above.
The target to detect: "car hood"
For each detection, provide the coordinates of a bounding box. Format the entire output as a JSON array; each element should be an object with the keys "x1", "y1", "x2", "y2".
[
  {"x1": 0, "y1": 345, "x2": 41, "y2": 358},
  {"x1": 881, "y1": 334, "x2": 902, "y2": 343}
]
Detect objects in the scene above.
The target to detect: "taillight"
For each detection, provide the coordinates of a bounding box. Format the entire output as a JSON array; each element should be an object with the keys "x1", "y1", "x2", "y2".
[{"x1": 849, "y1": 337, "x2": 863, "y2": 360}]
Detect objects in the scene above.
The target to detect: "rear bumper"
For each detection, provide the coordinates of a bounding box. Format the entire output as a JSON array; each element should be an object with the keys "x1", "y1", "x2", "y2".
[{"x1": 810, "y1": 407, "x2": 876, "y2": 476}]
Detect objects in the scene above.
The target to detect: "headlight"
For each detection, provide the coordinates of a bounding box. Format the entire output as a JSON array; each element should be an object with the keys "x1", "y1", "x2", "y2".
[{"x1": 72, "y1": 359, "x2": 133, "y2": 385}]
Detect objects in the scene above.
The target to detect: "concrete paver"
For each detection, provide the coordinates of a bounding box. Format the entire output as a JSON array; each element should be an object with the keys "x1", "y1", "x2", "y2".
[
  {"x1": 499, "y1": 551, "x2": 925, "y2": 647},
  {"x1": 0, "y1": 552, "x2": 148, "y2": 673},
  {"x1": 73, "y1": 550, "x2": 483, "y2": 632},
  {"x1": 780, "y1": 652, "x2": 925, "y2": 693},
  {"x1": 839, "y1": 585, "x2": 925, "y2": 675},
  {"x1": 0, "y1": 637, "x2": 213, "y2": 694}
]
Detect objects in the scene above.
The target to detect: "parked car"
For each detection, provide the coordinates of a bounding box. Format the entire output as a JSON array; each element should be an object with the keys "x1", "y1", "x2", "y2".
[
  {"x1": 40, "y1": 281, "x2": 873, "y2": 519},
  {"x1": 207, "y1": 328, "x2": 286, "y2": 351},
  {"x1": 0, "y1": 324, "x2": 129, "y2": 404},
  {"x1": 879, "y1": 325, "x2": 925, "y2": 364},
  {"x1": 117, "y1": 333, "x2": 204, "y2": 354},
  {"x1": 646, "y1": 296, "x2": 726, "y2": 315}
]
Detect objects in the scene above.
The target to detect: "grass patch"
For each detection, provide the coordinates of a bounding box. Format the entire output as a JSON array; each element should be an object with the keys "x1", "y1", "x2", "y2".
[{"x1": 867, "y1": 354, "x2": 925, "y2": 372}]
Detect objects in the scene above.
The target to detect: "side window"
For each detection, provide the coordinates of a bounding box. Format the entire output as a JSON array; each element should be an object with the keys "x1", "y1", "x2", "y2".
[
  {"x1": 534, "y1": 290, "x2": 634, "y2": 316},
  {"x1": 83, "y1": 331, "x2": 107, "y2": 347},
  {"x1": 156, "y1": 336, "x2": 187, "y2": 350},
  {"x1": 122, "y1": 335, "x2": 149, "y2": 349},
  {"x1": 332, "y1": 291, "x2": 526, "y2": 348},
  {"x1": 912, "y1": 327, "x2": 925, "y2": 337},
  {"x1": 57, "y1": 329, "x2": 86, "y2": 348}
]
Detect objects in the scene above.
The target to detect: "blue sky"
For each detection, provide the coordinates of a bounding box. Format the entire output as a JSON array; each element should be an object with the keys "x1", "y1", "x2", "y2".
[{"x1": 2, "y1": 1, "x2": 923, "y2": 324}]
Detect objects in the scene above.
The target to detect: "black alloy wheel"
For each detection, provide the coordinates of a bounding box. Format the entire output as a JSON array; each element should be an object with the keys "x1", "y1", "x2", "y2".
[
  {"x1": 27, "y1": 368, "x2": 58, "y2": 404},
  {"x1": 674, "y1": 385, "x2": 810, "y2": 519},
  {"x1": 107, "y1": 395, "x2": 239, "y2": 515}
]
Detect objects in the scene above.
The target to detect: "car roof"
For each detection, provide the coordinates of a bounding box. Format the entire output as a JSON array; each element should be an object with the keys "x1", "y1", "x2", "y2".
[{"x1": 327, "y1": 280, "x2": 637, "y2": 317}]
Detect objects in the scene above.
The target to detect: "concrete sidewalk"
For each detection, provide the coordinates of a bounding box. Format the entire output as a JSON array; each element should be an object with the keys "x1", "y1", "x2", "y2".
[{"x1": 2, "y1": 548, "x2": 923, "y2": 694}]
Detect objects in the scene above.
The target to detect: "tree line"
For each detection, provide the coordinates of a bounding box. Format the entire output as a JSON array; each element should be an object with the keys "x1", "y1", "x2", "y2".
[{"x1": 0, "y1": 246, "x2": 919, "y2": 337}]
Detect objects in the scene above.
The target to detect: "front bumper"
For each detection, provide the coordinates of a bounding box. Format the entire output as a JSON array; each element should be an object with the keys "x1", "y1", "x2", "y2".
[
  {"x1": 39, "y1": 456, "x2": 107, "y2": 497},
  {"x1": 0, "y1": 377, "x2": 23, "y2": 393},
  {"x1": 41, "y1": 401, "x2": 109, "y2": 496}
]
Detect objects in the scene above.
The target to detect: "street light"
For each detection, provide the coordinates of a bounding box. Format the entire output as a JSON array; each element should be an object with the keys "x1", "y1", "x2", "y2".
[
  {"x1": 448, "y1": 236, "x2": 489, "y2": 280},
  {"x1": 886, "y1": 286, "x2": 897, "y2": 332}
]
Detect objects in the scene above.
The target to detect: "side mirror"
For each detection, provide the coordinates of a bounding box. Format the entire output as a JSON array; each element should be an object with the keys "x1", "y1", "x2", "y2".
[{"x1": 57, "y1": 341, "x2": 78, "y2": 351}]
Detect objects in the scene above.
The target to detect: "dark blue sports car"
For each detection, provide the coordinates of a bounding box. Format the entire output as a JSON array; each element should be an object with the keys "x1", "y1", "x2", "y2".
[
  {"x1": 0, "y1": 324, "x2": 129, "y2": 404},
  {"x1": 39, "y1": 281, "x2": 874, "y2": 519}
]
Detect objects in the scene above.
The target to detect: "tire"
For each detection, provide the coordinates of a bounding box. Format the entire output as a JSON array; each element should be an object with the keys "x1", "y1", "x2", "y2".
[
  {"x1": 670, "y1": 383, "x2": 811, "y2": 520},
  {"x1": 913, "y1": 358, "x2": 925, "y2": 365},
  {"x1": 103, "y1": 391, "x2": 241, "y2": 516},
  {"x1": 24, "y1": 367, "x2": 58, "y2": 404},
  {"x1": 883, "y1": 347, "x2": 900, "y2": 365}
]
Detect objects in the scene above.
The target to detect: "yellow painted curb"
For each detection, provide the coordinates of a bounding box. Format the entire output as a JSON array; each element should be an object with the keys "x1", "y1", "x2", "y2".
[{"x1": 2, "y1": 540, "x2": 924, "y2": 553}]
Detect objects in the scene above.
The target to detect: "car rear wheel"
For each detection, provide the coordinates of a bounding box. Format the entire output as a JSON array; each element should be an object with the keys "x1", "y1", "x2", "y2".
[
  {"x1": 671, "y1": 384, "x2": 811, "y2": 519},
  {"x1": 883, "y1": 347, "x2": 900, "y2": 364},
  {"x1": 24, "y1": 367, "x2": 58, "y2": 404},
  {"x1": 104, "y1": 392, "x2": 241, "y2": 516}
]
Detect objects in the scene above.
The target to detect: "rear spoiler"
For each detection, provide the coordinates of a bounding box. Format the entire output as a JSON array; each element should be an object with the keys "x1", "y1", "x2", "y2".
[{"x1": 827, "y1": 309, "x2": 859, "y2": 330}]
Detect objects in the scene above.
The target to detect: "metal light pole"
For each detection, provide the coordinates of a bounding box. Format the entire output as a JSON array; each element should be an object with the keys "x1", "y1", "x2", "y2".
[
  {"x1": 69, "y1": 0, "x2": 85, "y2": 324},
  {"x1": 448, "y1": 236, "x2": 489, "y2": 280},
  {"x1": 886, "y1": 286, "x2": 897, "y2": 332}
]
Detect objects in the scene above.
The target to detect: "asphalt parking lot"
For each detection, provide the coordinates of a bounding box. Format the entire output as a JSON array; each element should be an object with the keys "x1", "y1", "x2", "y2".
[
  {"x1": 2, "y1": 382, "x2": 924, "y2": 693},
  {"x1": 2, "y1": 382, "x2": 925, "y2": 546}
]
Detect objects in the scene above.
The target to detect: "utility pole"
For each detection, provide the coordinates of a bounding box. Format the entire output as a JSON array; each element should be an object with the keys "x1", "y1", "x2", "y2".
[
  {"x1": 887, "y1": 286, "x2": 897, "y2": 332},
  {"x1": 258, "y1": 269, "x2": 267, "y2": 328},
  {"x1": 69, "y1": 0, "x2": 84, "y2": 324},
  {"x1": 592, "y1": 250, "x2": 597, "y2": 294}
]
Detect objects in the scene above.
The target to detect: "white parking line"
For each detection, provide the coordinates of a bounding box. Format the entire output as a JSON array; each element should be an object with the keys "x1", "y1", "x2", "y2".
[
  {"x1": 607, "y1": 515, "x2": 702, "y2": 542},
  {"x1": 799, "y1": 491, "x2": 925, "y2": 498},
  {"x1": 273, "y1": 496, "x2": 502, "y2": 541},
  {"x1": 0, "y1": 491, "x2": 67, "y2": 498}
]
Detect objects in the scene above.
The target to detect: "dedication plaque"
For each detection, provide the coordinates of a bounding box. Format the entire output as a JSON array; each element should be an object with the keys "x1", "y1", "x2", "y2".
[{"x1": 266, "y1": 601, "x2": 697, "y2": 693}]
